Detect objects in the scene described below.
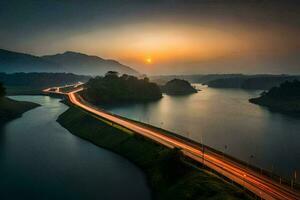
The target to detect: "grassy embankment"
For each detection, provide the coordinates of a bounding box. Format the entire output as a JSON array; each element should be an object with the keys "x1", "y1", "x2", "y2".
[
  {"x1": 0, "y1": 97, "x2": 39, "y2": 124},
  {"x1": 58, "y1": 106, "x2": 253, "y2": 200}
]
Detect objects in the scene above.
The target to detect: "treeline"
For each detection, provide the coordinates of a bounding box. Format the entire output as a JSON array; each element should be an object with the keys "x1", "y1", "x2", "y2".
[
  {"x1": 260, "y1": 80, "x2": 300, "y2": 99},
  {"x1": 249, "y1": 80, "x2": 300, "y2": 115},
  {"x1": 82, "y1": 71, "x2": 162, "y2": 104},
  {"x1": 150, "y1": 74, "x2": 243, "y2": 85},
  {"x1": 205, "y1": 75, "x2": 300, "y2": 90},
  {"x1": 0, "y1": 72, "x2": 89, "y2": 88},
  {"x1": 0, "y1": 82, "x2": 5, "y2": 97},
  {"x1": 151, "y1": 74, "x2": 300, "y2": 90}
]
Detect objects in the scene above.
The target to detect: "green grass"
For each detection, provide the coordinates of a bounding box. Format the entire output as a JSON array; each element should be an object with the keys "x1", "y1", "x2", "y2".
[
  {"x1": 57, "y1": 106, "x2": 253, "y2": 200},
  {"x1": 0, "y1": 97, "x2": 40, "y2": 124}
]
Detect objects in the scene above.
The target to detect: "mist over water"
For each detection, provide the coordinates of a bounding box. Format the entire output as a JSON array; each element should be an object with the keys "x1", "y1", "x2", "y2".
[{"x1": 105, "y1": 85, "x2": 300, "y2": 179}]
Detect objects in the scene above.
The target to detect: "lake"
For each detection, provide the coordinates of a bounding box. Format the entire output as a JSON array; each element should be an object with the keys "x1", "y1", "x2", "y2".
[
  {"x1": 0, "y1": 96, "x2": 151, "y2": 200},
  {"x1": 105, "y1": 84, "x2": 300, "y2": 179}
]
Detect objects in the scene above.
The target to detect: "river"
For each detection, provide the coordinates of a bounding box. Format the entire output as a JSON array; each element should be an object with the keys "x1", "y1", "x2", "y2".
[
  {"x1": 104, "y1": 84, "x2": 300, "y2": 179},
  {"x1": 0, "y1": 96, "x2": 151, "y2": 200}
]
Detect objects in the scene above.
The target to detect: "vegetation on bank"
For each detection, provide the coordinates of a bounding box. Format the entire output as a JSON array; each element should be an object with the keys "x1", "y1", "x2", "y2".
[
  {"x1": 249, "y1": 80, "x2": 300, "y2": 114},
  {"x1": 81, "y1": 71, "x2": 162, "y2": 104},
  {"x1": 161, "y1": 79, "x2": 197, "y2": 95},
  {"x1": 0, "y1": 83, "x2": 39, "y2": 123},
  {"x1": 57, "y1": 106, "x2": 252, "y2": 200}
]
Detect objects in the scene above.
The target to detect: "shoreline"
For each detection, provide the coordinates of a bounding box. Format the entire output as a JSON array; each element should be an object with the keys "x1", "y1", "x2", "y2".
[
  {"x1": 57, "y1": 105, "x2": 253, "y2": 200},
  {"x1": 249, "y1": 97, "x2": 300, "y2": 117},
  {"x1": 0, "y1": 97, "x2": 40, "y2": 124}
]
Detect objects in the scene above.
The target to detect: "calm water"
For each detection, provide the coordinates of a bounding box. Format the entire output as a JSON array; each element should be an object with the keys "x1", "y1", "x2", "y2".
[
  {"x1": 105, "y1": 85, "x2": 300, "y2": 179},
  {"x1": 0, "y1": 96, "x2": 151, "y2": 200}
]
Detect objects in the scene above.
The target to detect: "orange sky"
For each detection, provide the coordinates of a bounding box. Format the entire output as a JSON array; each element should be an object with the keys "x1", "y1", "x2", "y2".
[
  {"x1": 2, "y1": 1, "x2": 300, "y2": 75},
  {"x1": 48, "y1": 21, "x2": 299, "y2": 74}
]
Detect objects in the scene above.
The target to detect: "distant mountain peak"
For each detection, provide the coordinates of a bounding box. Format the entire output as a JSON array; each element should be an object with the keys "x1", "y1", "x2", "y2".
[
  {"x1": 42, "y1": 50, "x2": 138, "y2": 76},
  {"x1": 60, "y1": 51, "x2": 105, "y2": 61},
  {"x1": 0, "y1": 48, "x2": 139, "y2": 76},
  {"x1": 0, "y1": 48, "x2": 61, "y2": 73},
  {"x1": 46, "y1": 51, "x2": 90, "y2": 57},
  {"x1": 64, "y1": 51, "x2": 79, "y2": 54},
  {"x1": 62, "y1": 51, "x2": 89, "y2": 56}
]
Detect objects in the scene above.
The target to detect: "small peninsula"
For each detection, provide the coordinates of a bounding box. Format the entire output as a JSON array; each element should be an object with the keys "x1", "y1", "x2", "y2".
[
  {"x1": 81, "y1": 71, "x2": 162, "y2": 104},
  {"x1": 161, "y1": 79, "x2": 197, "y2": 95},
  {"x1": 0, "y1": 83, "x2": 39, "y2": 124},
  {"x1": 249, "y1": 80, "x2": 300, "y2": 115}
]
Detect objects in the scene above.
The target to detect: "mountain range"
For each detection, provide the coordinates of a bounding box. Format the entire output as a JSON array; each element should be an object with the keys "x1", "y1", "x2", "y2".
[{"x1": 0, "y1": 49, "x2": 138, "y2": 76}]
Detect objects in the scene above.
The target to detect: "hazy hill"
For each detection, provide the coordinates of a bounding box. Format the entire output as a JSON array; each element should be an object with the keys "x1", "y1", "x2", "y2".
[
  {"x1": 0, "y1": 72, "x2": 90, "y2": 95},
  {"x1": 205, "y1": 75, "x2": 300, "y2": 90},
  {"x1": 42, "y1": 51, "x2": 138, "y2": 76},
  {"x1": 0, "y1": 49, "x2": 138, "y2": 76},
  {"x1": 0, "y1": 49, "x2": 61, "y2": 73},
  {"x1": 150, "y1": 74, "x2": 244, "y2": 85}
]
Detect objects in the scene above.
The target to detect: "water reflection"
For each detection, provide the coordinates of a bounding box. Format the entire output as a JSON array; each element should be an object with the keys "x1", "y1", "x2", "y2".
[
  {"x1": 105, "y1": 85, "x2": 300, "y2": 178},
  {"x1": 0, "y1": 96, "x2": 151, "y2": 200}
]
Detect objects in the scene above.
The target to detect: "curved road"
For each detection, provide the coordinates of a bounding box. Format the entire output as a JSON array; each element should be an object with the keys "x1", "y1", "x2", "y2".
[{"x1": 44, "y1": 85, "x2": 300, "y2": 200}]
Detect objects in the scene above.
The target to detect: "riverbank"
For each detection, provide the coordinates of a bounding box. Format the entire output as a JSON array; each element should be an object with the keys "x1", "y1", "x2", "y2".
[
  {"x1": 249, "y1": 80, "x2": 300, "y2": 117},
  {"x1": 249, "y1": 96, "x2": 300, "y2": 117},
  {"x1": 1, "y1": 95, "x2": 152, "y2": 200},
  {"x1": 0, "y1": 97, "x2": 39, "y2": 124},
  {"x1": 57, "y1": 106, "x2": 253, "y2": 200}
]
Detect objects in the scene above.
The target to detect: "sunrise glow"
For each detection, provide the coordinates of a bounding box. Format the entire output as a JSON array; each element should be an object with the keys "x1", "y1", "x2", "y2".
[{"x1": 146, "y1": 57, "x2": 152, "y2": 64}]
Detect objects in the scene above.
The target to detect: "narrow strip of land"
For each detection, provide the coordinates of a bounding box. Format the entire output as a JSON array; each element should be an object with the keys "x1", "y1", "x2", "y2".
[{"x1": 44, "y1": 86, "x2": 300, "y2": 200}]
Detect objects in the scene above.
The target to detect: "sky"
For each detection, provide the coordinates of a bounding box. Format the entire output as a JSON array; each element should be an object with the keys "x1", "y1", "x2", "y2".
[{"x1": 0, "y1": 0, "x2": 300, "y2": 75}]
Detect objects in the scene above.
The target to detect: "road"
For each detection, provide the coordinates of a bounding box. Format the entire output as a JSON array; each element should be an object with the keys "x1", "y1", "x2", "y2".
[{"x1": 44, "y1": 85, "x2": 300, "y2": 200}]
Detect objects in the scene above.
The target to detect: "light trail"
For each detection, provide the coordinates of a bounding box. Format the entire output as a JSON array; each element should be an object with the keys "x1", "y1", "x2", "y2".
[{"x1": 44, "y1": 84, "x2": 300, "y2": 200}]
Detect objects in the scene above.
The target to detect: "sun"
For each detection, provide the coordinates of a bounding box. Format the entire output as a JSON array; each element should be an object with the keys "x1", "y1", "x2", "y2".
[{"x1": 146, "y1": 57, "x2": 152, "y2": 64}]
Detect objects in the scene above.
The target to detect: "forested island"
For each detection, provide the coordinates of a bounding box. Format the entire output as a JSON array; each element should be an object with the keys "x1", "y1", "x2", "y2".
[
  {"x1": 161, "y1": 79, "x2": 197, "y2": 95},
  {"x1": 81, "y1": 71, "x2": 162, "y2": 104},
  {"x1": 249, "y1": 80, "x2": 300, "y2": 115},
  {"x1": 0, "y1": 83, "x2": 39, "y2": 124}
]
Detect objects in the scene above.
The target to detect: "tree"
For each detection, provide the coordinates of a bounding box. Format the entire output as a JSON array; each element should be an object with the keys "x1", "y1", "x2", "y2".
[
  {"x1": 0, "y1": 82, "x2": 5, "y2": 97},
  {"x1": 265, "y1": 80, "x2": 300, "y2": 99},
  {"x1": 105, "y1": 71, "x2": 119, "y2": 77},
  {"x1": 83, "y1": 74, "x2": 162, "y2": 103}
]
